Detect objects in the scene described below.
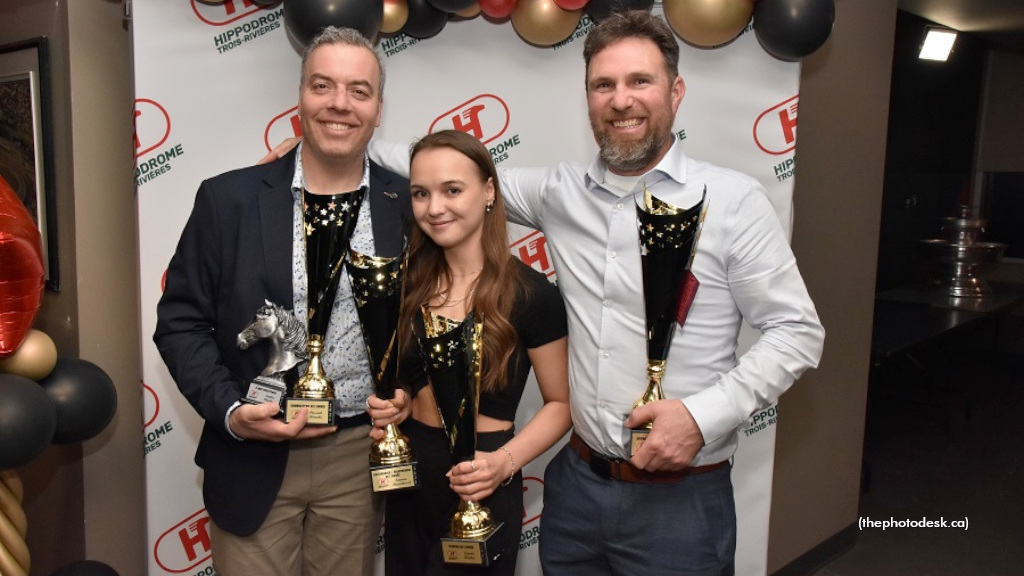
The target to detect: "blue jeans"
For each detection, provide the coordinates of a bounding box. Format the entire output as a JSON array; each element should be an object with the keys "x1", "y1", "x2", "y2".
[{"x1": 539, "y1": 444, "x2": 736, "y2": 576}]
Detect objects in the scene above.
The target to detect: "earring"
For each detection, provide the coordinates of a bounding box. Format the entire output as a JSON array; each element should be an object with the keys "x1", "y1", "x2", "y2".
[{"x1": 485, "y1": 201, "x2": 493, "y2": 213}]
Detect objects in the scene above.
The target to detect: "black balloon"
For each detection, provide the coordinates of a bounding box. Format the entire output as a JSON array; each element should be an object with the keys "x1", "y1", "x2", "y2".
[
  {"x1": 38, "y1": 357, "x2": 117, "y2": 445},
  {"x1": 427, "y1": 0, "x2": 477, "y2": 13},
  {"x1": 0, "y1": 373, "x2": 56, "y2": 468},
  {"x1": 49, "y1": 560, "x2": 120, "y2": 576},
  {"x1": 586, "y1": 0, "x2": 654, "y2": 23},
  {"x1": 402, "y1": 0, "x2": 450, "y2": 38},
  {"x1": 754, "y1": 0, "x2": 835, "y2": 61},
  {"x1": 284, "y1": 0, "x2": 384, "y2": 45}
]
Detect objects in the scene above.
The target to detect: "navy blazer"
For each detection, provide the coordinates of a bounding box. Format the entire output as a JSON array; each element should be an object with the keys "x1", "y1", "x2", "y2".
[{"x1": 154, "y1": 148, "x2": 411, "y2": 535}]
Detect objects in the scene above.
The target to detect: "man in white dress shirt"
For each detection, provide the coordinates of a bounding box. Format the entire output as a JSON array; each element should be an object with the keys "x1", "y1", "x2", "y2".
[{"x1": 487, "y1": 11, "x2": 825, "y2": 575}]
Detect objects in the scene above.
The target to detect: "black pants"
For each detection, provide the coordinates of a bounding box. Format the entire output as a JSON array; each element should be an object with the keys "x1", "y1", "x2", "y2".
[{"x1": 384, "y1": 418, "x2": 522, "y2": 576}]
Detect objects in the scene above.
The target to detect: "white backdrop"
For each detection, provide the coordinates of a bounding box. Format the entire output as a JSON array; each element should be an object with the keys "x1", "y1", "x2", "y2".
[{"x1": 134, "y1": 2, "x2": 801, "y2": 575}]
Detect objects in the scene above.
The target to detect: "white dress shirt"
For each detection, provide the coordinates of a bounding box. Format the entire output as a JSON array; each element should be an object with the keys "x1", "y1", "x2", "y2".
[{"x1": 369, "y1": 137, "x2": 824, "y2": 465}]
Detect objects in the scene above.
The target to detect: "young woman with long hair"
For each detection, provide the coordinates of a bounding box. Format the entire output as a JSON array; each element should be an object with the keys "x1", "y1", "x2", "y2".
[{"x1": 367, "y1": 129, "x2": 570, "y2": 575}]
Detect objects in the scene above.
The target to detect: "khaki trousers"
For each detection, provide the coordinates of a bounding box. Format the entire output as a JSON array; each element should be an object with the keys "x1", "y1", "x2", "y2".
[{"x1": 210, "y1": 425, "x2": 383, "y2": 576}]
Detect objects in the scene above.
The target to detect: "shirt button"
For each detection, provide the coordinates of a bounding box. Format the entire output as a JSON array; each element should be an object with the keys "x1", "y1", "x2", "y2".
[
  {"x1": 616, "y1": 204, "x2": 624, "y2": 210},
  {"x1": 601, "y1": 350, "x2": 610, "y2": 359},
  {"x1": 608, "y1": 251, "x2": 617, "y2": 259},
  {"x1": 603, "y1": 300, "x2": 613, "y2": 308}
]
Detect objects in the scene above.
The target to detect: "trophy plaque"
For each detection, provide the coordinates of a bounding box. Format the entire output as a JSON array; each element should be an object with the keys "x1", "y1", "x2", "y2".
[
  {"x1": 236, "y1": 300, "x2": 308, "y2": 411},
  {"x1": 417, "y1": 310, "x2": 504, "y2": 567},
  {"x1": 347, "y1": 249, "x2": 418, "y2": 492},
  {"x1": 630, "y1": 187, "x2": 708, "y2": 457},
  {"x1": 285, "y1": 334, "x2": 336, "y2": 425}
]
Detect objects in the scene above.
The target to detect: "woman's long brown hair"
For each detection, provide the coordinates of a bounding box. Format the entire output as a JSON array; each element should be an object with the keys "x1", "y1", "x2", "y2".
[{"x1": 398, "y1": 129, "x2": 523, "y2": 394}]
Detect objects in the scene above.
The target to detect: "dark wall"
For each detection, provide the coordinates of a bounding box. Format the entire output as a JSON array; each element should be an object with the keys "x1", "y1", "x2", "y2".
[
  {"x1": 768, "y1": 0, "x2": 897, "y2": 570},
  {"x1": 875, "y1": 10, "x2": 987, "y2": 292}
]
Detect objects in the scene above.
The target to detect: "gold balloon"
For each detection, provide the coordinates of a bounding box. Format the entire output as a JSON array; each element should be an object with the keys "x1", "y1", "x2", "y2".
[
  {"x1": 0, "y1": 329, "x2": 57, "y2": 381},
  {"x1": 663, "y1": 0, "x2": 755, "y2": 48},
  {"x1": 456, "y1": 3, "x2": 482, "y2": 19},
  {"x1": 511, "y1": 0, "x2": 583, "y2": 47},
  {"x1": 382, "y1": 0, "x2": 409, "y2": 35}
]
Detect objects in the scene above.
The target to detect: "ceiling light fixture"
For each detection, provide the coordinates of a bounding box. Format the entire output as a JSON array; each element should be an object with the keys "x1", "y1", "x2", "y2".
[{"x1": 919, "y1": 27, "x2": 958, "y2": 61}]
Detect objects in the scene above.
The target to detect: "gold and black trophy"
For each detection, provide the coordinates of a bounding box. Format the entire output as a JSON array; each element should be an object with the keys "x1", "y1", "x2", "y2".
[
  {"x1": 629, "y1": 186, "x2": 708, "y2": 457},
  {"x1": 285, "y1": 187, "x2": 366, "y2": 425},
  {"x1": 416, "y1": 310, "x2": 504, "y2": 567},
  {"x1": 347, "y1": 249, "x2": 418, "y2": 492}
]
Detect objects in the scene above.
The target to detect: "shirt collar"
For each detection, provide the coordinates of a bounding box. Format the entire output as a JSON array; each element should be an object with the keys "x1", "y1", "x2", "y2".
[
  {"x1": 585, "y1": 134, "x2": 688, "y2": 195},
  {"x1": 291, "y1": 142, "x2": 371, "y2": 200}
]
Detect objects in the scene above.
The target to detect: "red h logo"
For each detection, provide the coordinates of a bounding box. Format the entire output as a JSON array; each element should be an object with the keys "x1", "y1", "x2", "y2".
[
  {"x1": 429, "y1": 95, "x2": 510, "y2": 146},
  {"x1": 451, "y1": 105, "x2": 486, "y2": 140},
  {"x1": 154, "y1": 509, "x2": 214, "y2": 573},
  {"x1": 777, "y1": 102, "x2": 797, "y2": 145},
  {"x1": 223, "y1": 0, "x2": 256, "y2": 15},
  {"x1": 511, "y1": 232, "x2": 554, "y2": 278},
  {"x1": 753, "y1": 95, "x2": 799, "y2": 156},
  {"x1": 178, "y1": 517, "x2": 211, "y2": 562},
  {"x1": 264, "y1": 106, "x2": 302, "y2": 151},
  {"x1": 133, "y1": 109, "x2": 142, "y2": 150}
]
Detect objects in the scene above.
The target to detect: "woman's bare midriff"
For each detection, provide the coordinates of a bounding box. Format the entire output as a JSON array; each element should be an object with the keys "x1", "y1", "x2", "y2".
[{"x1": 411, "y1": 384, "x2": 512, "y2": 432}]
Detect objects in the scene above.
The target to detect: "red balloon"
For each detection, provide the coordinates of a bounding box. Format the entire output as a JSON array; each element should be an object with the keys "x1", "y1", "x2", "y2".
[
  {"x1": 479, "y1": 0, "x2": 517, "y2": 19},
  {"x1": 0, "y1": 174, "x2": 44, "y2": 357},
  {"x1": 554, "y1": 0, "x2": 588, "y2": 9}
]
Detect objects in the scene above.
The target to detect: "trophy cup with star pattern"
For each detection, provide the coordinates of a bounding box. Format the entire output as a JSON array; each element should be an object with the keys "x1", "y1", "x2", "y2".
[
  {"x1": 629, "y1": 186, "x2": 708, "y2": 457},
  {"x1": 416, "y1": 310, "x2": 504, "y2": 567},
  {"x1": 346, "y1": 249, "x2": 418, "y2": 492},
  {"x1": 285, "y1": 187, "x2": 366, "y2": 425}
]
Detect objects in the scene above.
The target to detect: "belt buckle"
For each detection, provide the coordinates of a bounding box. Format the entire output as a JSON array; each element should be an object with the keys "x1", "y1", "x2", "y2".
[{"x1": 588, "y1": 451, "x2": 613, "y2": 480}]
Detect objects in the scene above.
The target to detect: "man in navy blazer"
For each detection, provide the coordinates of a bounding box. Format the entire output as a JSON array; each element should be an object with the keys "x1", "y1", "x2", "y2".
[{"x1": 154, "y1": 27, "x2": 410, "y2": 576}]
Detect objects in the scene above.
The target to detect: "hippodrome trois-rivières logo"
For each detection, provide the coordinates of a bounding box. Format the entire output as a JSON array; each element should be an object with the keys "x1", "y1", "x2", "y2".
[
  {"x1": 143, "y1": 382, "x2": 175, "y2": 458},
  {"x1": 430, "y1": 94, "x2": 523, "y2": 166},
  {"x1": 743, "y1": 404, "x2": 779, "y2": 437},
  {"x1": 380, "y1": 33, "x2": 423, "y2": 58},
  {"x1": 519, "y1": 476, "x2": 545, "y2": 551},
  {"x1": 754, "y1": 95, "x2": 797, "y2": 156},
  {"x1": 553, "y1": 14, "x2": 596, "y2": 50},
  {"x1": 755, "y1": 95, "x2": 798, "y2": 182},
  {"x1": 134, "y1": 99, "x2": 185, "y2": 189},
  {"x1": 154, "y1": 508, "x2": 214, "y2": 574},
  {"x1": 510, "y1": 230, "x2": 556, "y2": 280},
  {"x1": 264, "y1": 106, "x2": 300, "y2": 153},
  {"x1": 191, "y1": 0, "x2": 283, "y2": 55}
]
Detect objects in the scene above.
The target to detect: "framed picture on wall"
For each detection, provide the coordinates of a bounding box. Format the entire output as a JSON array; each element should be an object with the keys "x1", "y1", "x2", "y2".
[{"x1": 0, "y1": 36, "x2": 59, "y2": 291}]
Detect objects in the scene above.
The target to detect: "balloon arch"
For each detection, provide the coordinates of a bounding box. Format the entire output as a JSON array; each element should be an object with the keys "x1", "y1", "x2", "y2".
[{"x1": 200, "y1": 0, "x2": 834, "y2": 60}]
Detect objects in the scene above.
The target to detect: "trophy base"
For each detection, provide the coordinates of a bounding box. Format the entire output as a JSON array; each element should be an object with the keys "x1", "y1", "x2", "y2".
[
  {"x1": 370, "y1": 461, "x2": 419, "y2": 492},
  {"x1": 284, "y1": 397, "x2": 336, "y2": 426},
  {"x1": 628, "y1": 428, "x2": 650, "y2": 458},
  {"x1": 441, "y1": 522, "x2": 504, "y2": 567},
  {"x1": 242, "y1": 376, "x2": 286, "y2": 409}
]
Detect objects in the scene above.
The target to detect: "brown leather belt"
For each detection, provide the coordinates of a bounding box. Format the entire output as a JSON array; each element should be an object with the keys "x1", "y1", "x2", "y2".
[{"x1": 569, "y1": 431, "x2": 728, "y2": 484}]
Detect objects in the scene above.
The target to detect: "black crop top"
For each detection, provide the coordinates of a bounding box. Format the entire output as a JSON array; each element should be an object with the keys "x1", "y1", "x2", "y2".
[{"x1": 401, "y1": 259, "x2": 567, "y2": 421}]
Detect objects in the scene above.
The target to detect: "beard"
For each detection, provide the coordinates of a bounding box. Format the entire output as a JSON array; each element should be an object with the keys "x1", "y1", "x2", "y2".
[{"x1": 591, "y1": 114, "x2": 671, "y2": 175}]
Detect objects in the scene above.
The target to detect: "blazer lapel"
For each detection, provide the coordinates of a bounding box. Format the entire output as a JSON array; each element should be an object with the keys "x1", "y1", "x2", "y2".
[
  {"x1": 258, "y1": 149, "x2": 298, "y2": 306},
  {"x1": 368, "y1": 161, "x2": 408, "y2": 257}
]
